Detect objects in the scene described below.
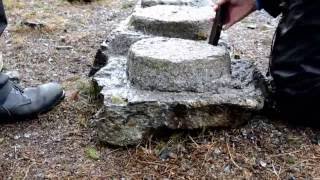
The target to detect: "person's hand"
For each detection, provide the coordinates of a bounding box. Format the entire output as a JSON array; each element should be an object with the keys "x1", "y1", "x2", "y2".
[{"x1": 213, "y1": 0, "x2": 258, "y2": 29}]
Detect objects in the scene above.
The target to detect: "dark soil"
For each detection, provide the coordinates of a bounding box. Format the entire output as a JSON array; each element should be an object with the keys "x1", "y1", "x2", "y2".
[{"x1": 0, "y1": 0, "x2": 319, "y2": 179}]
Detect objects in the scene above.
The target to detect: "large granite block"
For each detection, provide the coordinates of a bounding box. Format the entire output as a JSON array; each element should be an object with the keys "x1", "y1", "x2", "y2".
[{"x1": 93, "y1": 55, "x2": 265, "y2": 146}]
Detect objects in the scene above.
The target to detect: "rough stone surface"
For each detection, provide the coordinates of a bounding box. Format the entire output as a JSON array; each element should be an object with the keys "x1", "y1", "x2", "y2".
[
  {"x1": 93, "y1": 56, "x2": 265, "y2": 146},
  {"x1": 128, "y1": 37, "x2": 231, "y2": 92},
  {"x1": 91, "y1": 0, "x2": 266, "y2": 146},
  {"x1": 130, "y1": 5, "x2": 214, "y2": 40},
  {"x1": 90, "y1": 22, "x2": 151, "y2": 77},
  {"x1": 141, "y1": 0, "x2": 212, "y2": 7},
  {"x1": 104, "y1": 25, "x2": 151, "y2": 56}
]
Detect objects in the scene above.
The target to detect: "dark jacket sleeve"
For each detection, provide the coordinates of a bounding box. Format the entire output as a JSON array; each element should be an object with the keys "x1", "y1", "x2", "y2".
[{"x1": 260, "y1": 0, "x2": 283, "y2": 17}]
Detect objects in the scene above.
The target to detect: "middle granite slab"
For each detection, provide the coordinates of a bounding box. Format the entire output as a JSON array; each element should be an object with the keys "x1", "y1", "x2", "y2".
[{"x1": 128, "y1": 37, "x2": 231, "y2": 92}]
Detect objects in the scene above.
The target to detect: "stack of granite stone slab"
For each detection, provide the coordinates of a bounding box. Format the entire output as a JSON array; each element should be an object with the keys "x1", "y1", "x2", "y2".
[{"x1": 91, "y1": 0, "x2": 266, "y2": 146}]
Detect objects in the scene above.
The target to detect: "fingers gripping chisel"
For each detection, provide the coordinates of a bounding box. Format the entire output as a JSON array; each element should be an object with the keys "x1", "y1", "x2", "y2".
[{"x1": 209, "y1": 4, "x2": 227, "y2": 46}]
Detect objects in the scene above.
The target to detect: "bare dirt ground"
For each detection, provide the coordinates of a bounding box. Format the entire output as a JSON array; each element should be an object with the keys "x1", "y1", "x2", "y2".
[{"x1": 0, "y1": 0, "x2": 320, "y2": 179}]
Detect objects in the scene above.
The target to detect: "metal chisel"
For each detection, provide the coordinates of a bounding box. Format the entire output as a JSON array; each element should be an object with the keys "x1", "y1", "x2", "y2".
[{"x1": 208, "y1": 4, "x2": 227, "y2": 46}]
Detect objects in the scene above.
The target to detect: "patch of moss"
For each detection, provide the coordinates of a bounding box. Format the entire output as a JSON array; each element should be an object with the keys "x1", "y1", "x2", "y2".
[
  {"x1": 111, "y1": 95, "x2": 126, "y2": 105},
  {"x1": 121, "y1": 1, "x2": 135, "y2": 9},
  {"x1": 196, "y1": 32, "x2": 208, "y2": 40},
  {"x1": 76, "y1": 78, "x2": 102, "y2": 101},
  {"x1": 3, "y1": 0, "x2": 25, "y2": 10},
  {"x1": 85, "y1": 147, "x2": 100, "y2": 160},
  {"x1": 287, "y1": 156, "x2": 295, "y2": 165}
]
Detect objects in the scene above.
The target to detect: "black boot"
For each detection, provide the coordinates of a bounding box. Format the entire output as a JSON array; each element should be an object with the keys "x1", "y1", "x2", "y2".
[{"x1": 0, "y1": 76, "x2": 64, "y2": 120}]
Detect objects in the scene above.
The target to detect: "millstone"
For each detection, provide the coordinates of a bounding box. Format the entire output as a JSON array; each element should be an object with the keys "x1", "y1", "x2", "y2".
[
  {"x1": 130, "y1": 5, "x2": 214, "y2": 40},
  {"x1": 141, "y1": 0, "x2": 212, "y2": 7},
  {"x1": 127, "y1": 37, "x2": 231, "y2": 92}
]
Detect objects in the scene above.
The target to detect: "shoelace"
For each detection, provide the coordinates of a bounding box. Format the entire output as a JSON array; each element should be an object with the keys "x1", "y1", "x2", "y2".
[
  {"x1": 11, "y1": 81, "x2": 24, "y2": 94},
  {"x1": 1, "y1": 82, "x2": 27, "y2": 117}
]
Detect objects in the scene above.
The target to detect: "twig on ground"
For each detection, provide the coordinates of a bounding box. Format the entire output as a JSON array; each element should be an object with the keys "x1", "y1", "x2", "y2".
[
  {"x1": 136, "y1": 160, "x2": 169, "y2": 167},
  {"x1": 288, "y1": 159, "x2": 309, "y2": 170},
  {"x1": 268, "y1": 162, "x2": 280, "y2": 180},
  {"x1": 161, "y1": 166, "x2": 178, "y2": 176},
  {"x1": 201, "y1": 143, "x2": 215, "y2": 169},
  {"x1": 269, "y1": 150, "x2": 302, "y2": 158},
  {"x1": 277, "y1": 159, "x2": 309, "y2": 177},
  {"x1": 226, "y1": 141, "x2": 242, "y2": 170},
  {"x1": 23, "y1": 162, "x2": 35, "y2": 180},
  {"x1": 188, "y1": 135, "x2": 200, "y2": 148},
  {"x1": 105, "y1": 149, "x2": 120, "y2": 157}
]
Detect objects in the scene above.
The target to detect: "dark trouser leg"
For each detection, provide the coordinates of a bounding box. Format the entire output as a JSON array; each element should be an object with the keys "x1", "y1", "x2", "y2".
[
  {"x1": 0, "y1": 74, "x2": 11, "y2": 103},
  {"x1": 270, "y1": 0, "x2": 320, "y2": 123},
  {"x1": 0, "y1": 0, "x2": 10, "y2": 103},
  {"x1": 0, "y1": 0, "x2": 7, "y2": 35}
]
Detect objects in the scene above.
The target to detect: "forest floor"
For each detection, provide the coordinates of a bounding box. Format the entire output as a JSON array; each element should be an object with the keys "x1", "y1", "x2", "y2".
[{"x1": 1, "y1": 0, "x2": 320, "y2": 179}]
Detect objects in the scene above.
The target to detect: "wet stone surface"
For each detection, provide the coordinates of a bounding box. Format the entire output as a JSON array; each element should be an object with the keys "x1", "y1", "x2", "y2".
[
  {"x1": 128, "y1": 37, "x2": 231, "y2": 92},
  {"x1": 91, "y1": 0, "x2": 266, "y2": 146}
]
